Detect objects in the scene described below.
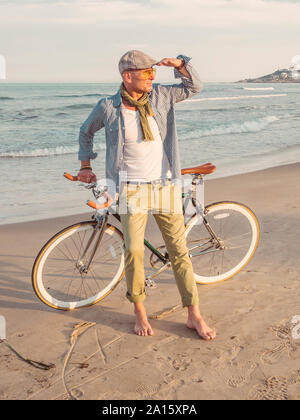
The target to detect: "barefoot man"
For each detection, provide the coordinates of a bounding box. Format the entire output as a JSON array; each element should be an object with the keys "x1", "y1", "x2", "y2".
[{"x1": 77, "y1": 50, "x2": 216, "y2": 340}]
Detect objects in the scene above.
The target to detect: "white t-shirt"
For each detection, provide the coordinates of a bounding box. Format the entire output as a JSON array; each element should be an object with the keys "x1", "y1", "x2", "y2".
[{"x1": 121, "y1": 104, "x2": 171, "y2": 181}]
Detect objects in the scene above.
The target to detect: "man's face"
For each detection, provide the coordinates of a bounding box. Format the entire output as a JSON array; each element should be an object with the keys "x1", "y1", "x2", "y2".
[{"x1": 123, "y1": 67, "x2": 156, "y2": 94}]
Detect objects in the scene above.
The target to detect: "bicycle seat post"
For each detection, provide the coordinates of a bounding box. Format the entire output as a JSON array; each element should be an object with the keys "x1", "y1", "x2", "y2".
[{"x1": 191, "y1": 174, "x2": 204, "y2": 215}]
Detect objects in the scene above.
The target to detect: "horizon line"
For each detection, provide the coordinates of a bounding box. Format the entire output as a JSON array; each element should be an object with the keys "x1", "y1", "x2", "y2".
[{"x1": 0, "y1": 80, "x2": 251, "y2": 84}]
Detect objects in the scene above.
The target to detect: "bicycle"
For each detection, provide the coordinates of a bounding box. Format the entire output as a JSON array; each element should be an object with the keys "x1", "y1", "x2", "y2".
[{"x1": 32, "y1": 163, "x2": 260, "y2": 310}]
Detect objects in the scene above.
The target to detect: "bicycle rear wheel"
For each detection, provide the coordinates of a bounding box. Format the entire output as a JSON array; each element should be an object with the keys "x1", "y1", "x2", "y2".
[
  {"x1": 32, "y1": 221, "x2": 125, "y2": 310},
  {"x1": 185, "y1": 201, "x2": 259, "y2": 284}
]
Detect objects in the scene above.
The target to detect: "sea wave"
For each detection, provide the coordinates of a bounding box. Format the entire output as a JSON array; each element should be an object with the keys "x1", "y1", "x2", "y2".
[
  {"x1": 191, "y1": 115, "x2": 279, "y2": 138},
  {"x1": 180, "y1": 105, "x2": 266, "y2": 113},
  {"x1": 186, "y1": 94, "x2": 287, "y2": 102},
  {"x1": 54, "y1": 93, "x2": 109, "y2": 98},
  {"x1": 243, "y1": 87, "x2": 275, "y2": 91},
  {"x1": 0, "y1": 144, "x2": 106, "y2": 158},
  {"x1": 64, "y1": 103, "x2": 95, "y2": 110},
  {"x1": 14, "y1": 113, "x2": 39, "y2": 120},
  {"x1": 1, "y1": 93, "x2": 109, "y2": 100}
]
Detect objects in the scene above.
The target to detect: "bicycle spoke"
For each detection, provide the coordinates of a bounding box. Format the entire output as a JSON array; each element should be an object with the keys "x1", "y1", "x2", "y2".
[
  {"x1": 89, "y1": 267, "x2": 103, "y2": 290},
  {"x1": 70, "y1": 233, "x2": 81, "y2": 258},
  {"x1": 225, "y1": 231, "x2": 252, "y2": 241},
  {"x1": 54, "y1": 244, "x2": 75, "y2": 265},
  {"x1": 209, "y1": 251, "x2": 216, "y2": 277},
  {"x1": 75, "y1": 230, "x2": 87, "y2": 261},
  {"x1": 61, "y1": 274, "x2": 79, "y2": 300},
  {"x1": 34, "y1": 223, "x2": 125, "y2": 307},
  {"x1": 225, "y1": 244, "x2": 249, "y2": 251},
  {"x1": 221, "y1": 249, "x2": 225, "y2": 274},
  {"x1": 186, "y1": 202, "x2": 259, "y2": 283}
]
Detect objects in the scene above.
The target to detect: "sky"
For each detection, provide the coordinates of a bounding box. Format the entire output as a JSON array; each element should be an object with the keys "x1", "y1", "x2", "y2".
[{"x1": 0, "y1": 0, "x2": 300, "y2": 83}]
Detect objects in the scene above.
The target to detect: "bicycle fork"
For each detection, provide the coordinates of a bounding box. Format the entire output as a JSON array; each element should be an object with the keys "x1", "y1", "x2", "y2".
[{"x1": 76, "y1": 216, "x2": 108, "y2": 274}]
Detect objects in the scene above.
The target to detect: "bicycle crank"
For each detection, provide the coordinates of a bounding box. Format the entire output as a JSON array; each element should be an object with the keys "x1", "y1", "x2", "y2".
[
  {"x1": 145, "y1": 260, "x2": 172, "y2": 288},
  {"x1": 149, "y1": 245, "x2": 168, "y2": 269}
]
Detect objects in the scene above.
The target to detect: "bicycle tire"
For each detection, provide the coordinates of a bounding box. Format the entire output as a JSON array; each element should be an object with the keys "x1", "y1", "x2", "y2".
[
  {"x1": 32, "y1": 221, "x2": 125, "y2": 310},
  {"x1": 185, "y1": 201, "x2": 260, "y2": 284}
]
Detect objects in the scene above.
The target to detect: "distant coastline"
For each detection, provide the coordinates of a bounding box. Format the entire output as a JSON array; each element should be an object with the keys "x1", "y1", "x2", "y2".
[{"x1": 237, "y1": 68, "x2": 300, "y2": 83}]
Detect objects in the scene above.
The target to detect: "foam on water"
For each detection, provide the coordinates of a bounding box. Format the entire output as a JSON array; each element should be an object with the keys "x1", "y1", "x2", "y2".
[
  {"x1": 243, "y1": 87, "x2": 275, "y2": 91},
  {"x1": 0, "y1": 144, "x2": 105, "y2": 158},
  {"x1": 185, "y1": 94, "x2": 287, "y2": 102},
  {"x1": 193, "y1": 115, "x2": 279, "y2": 137}
]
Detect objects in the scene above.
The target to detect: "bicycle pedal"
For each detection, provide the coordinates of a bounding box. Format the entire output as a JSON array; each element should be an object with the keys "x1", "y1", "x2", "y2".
[{"x1": 145, "y1": 278, "x2": 157, "y2": 288}]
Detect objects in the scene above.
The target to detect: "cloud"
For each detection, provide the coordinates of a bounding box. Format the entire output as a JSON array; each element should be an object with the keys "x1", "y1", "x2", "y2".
[
  {"x1": 1, "y1": 0, "x2": 299, "y2": 82},
  {"x1": 0, "y1": 0, "x2": 72, "y2": 3},
  {"x1": 262, "y1": 0, "x2": 300, "y2": 3},
  {"x1": 1, "y1": 0, "x2": 300, "y2": 27}
]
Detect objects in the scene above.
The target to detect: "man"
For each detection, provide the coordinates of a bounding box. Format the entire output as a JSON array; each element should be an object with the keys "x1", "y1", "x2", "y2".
[{"x1": 77, "y1": 50, "x2": 216, "y2": 340}]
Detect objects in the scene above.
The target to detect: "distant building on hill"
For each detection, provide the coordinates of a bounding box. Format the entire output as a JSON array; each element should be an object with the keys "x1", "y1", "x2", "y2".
[{"x1": 237, "y1": 68, "x2": 300, "y2": 83}]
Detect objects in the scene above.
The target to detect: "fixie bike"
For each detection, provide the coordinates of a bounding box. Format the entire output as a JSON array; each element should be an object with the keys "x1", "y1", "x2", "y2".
[{"x1": 32, "y1": 163, "x2": 260, "y2": 310}]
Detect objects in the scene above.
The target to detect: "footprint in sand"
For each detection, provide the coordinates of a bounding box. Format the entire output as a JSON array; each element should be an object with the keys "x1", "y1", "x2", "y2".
[
  {"x1": 248, "y1": 369, "x2": 300, "y2": 400},
  {"x1": 260, "y1": 343, "x2": 286, "y2": 365},
  {"x1": 72, "y1": 388, "x2": 84, "y2": 399},
  {"x1": 288, "y1": 369, "x2": 300, "y2": 385},
  {"x1": 260, "y1": 321, "x2": 298, "y2": 365},
  {"x1": 163, "y1": 372, "x2": 176, "y2": 385},
  {"x1": 136, "y1": 382, "x2": 160, "y2": 398},
  {"x1": 211, "y1": 359, "x2": 257, "y2": 389},
  {"x1": 211, "y1": 336, "x2": 244, "y2": 369},
  {"x1": 168, "y1": 354, "x2": 191, "y2": 372},
  {"x1": 209, "y1": 337, "x2": 257, "y2": 389},
  {"x1": 248, "y1": 376, "x2": 288, "y2": 400},
  {"x1": 226, "y1": 361, "x2": 257, "y2": 388}
]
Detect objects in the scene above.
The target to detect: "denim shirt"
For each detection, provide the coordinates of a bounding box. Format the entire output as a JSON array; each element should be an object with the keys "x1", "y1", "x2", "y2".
[{"x1": 78, "y1": 55, "x2": 203, "y2": 191}]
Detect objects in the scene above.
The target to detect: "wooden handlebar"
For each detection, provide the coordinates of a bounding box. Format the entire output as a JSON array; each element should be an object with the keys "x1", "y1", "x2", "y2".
[
  {"x1": 64, "y1": 172, "x2": 78, "y2": 181},
  {"x1": 86, "y1": 192, "x2": 114, "y2": 210},
  {"x1": 64, "y1": 172, "x2": 113, "y2": 209}
]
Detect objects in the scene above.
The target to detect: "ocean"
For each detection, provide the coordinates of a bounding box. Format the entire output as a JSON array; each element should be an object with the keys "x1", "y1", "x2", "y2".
[{"x1": 0, "y1": 82, "x2": 299, "y2": 225}]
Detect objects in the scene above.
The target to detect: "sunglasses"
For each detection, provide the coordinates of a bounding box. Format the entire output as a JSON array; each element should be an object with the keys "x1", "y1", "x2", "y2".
[{"x1": 127, "y1": 68, "x2": 157, "y2": 80}]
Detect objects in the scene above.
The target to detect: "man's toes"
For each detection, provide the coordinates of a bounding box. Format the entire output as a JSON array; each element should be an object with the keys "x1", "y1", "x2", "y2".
[{"x1": 207, "y1": 330, "x2": 216, "y2": 340}]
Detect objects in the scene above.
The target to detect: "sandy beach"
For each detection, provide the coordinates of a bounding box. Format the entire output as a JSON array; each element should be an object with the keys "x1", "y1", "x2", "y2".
[{"x1": 0, "y1": 162, "x2": 300, "y2": 400}]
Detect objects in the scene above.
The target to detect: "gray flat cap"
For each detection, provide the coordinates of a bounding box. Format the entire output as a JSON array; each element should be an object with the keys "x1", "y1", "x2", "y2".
[{"x1": 119, "y1": 50, "x2": 158, "y2": 74}]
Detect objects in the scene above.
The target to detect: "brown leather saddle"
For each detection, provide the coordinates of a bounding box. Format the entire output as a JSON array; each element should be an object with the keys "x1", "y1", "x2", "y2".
[{"x1": 181, "y1": 162, "x2": 216, "y2": 176}]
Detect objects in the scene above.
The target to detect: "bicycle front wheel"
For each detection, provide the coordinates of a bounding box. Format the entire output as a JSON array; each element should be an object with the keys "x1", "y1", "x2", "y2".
[
  {"x1": 32, "y1": 221, "x2": 125, "y2": 310},
  {"x1": 185, "y1": 201, "x2": 260, "y2": 284}
]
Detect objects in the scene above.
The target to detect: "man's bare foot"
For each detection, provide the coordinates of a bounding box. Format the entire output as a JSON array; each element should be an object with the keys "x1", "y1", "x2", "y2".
[
  {"x1": 186, "y1": 305, "x2": 216, "y2": 340},
  {"x1": 134, "y1": 302, "x2": 154, "y2": 337}
]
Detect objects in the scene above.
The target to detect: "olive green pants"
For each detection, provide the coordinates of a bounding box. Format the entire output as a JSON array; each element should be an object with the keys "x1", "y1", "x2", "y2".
[{"x1": 119, "y1": 182, "x2": 199, "y2": 307}]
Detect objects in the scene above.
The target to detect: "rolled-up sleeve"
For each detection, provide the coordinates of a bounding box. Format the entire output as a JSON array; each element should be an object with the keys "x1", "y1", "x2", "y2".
[
  {"x1": 78, "y1": 98, "x2": 106, "y2": 161},
  {"x1": 161, "y1": 54, "x2": 203, "y2": 104}
]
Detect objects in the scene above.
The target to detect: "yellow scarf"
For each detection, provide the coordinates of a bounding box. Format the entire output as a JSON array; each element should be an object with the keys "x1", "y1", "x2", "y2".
[{"x1": 120, "y1": 84, "x2": 154, "y2": 141}]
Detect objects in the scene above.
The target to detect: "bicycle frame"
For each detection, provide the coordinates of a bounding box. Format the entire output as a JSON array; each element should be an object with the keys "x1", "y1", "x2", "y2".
[
  {"x1": 32, "y1": 163, "x2": 259, "y2": 310},
  {"x1": 77, "y1": 174, "x2": 223, "y2": 286}
]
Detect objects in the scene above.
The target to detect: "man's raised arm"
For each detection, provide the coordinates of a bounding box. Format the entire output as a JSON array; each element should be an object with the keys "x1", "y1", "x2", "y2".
[{"x1": 156, "y1": 54, "x2": 203, "y2": 103}]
